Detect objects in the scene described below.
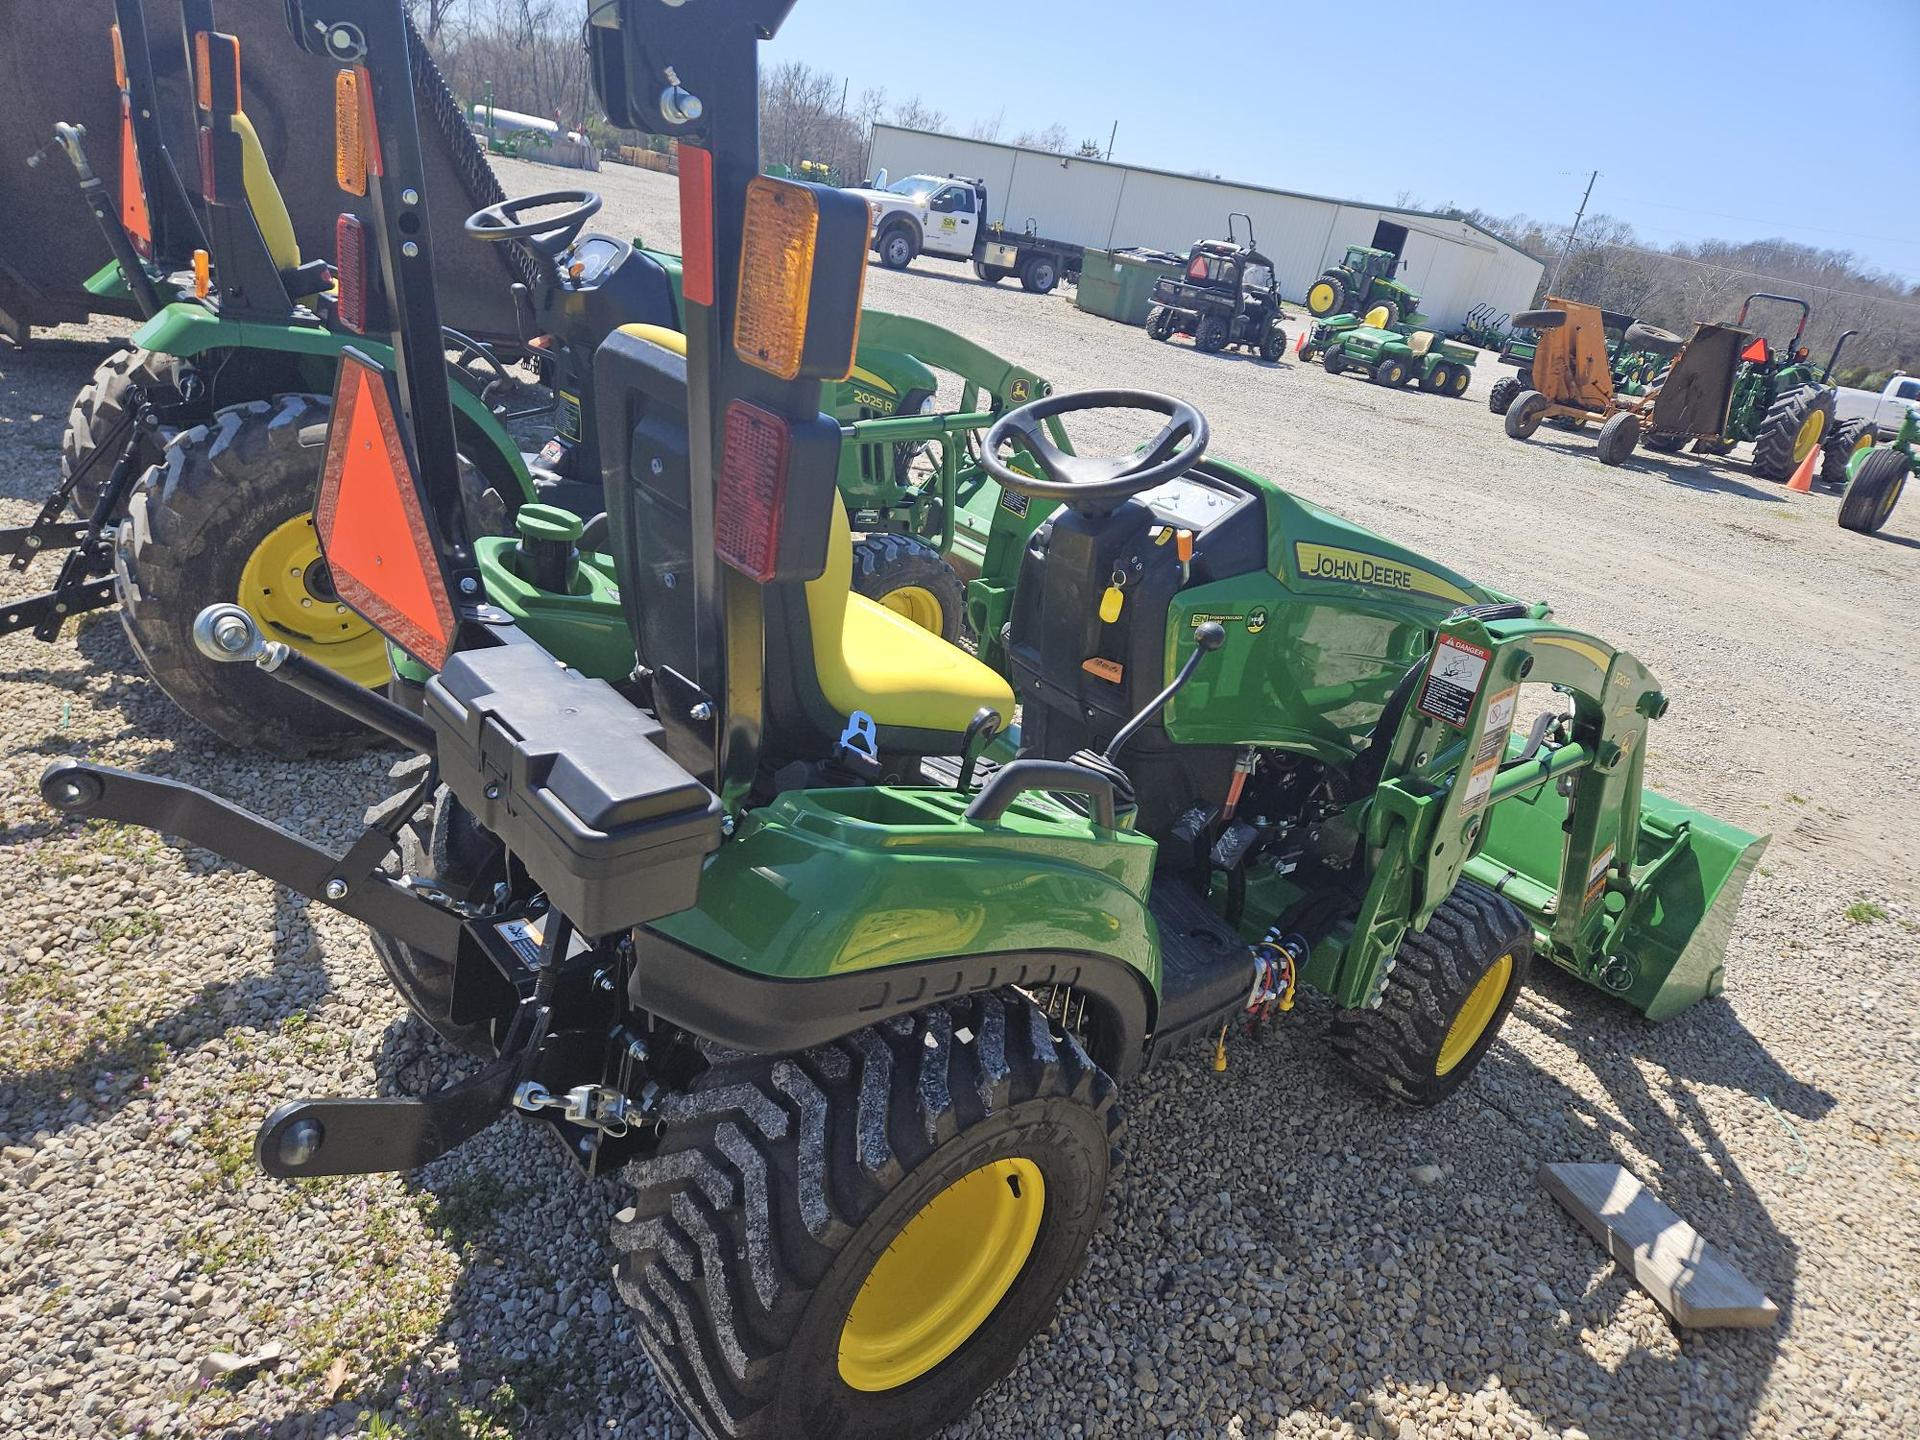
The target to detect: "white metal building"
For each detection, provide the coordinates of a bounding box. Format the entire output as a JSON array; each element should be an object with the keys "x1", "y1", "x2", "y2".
[{"x1": 866, "y1": 125, "x2": 1543, "y2": 329}]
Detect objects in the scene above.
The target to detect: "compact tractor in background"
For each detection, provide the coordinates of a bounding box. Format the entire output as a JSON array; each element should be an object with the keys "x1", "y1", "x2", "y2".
[
  {"x1": 1837, "y1": 407, "x2": 1914, "y2": 535},
  {"x1": 1143, "y1": 215, "x2": 1290, "y2": 360},
  {"x1": 6, "y1": 0, "x2": 971, "y2": 754},
  {"x1": 1706, "y1": 294, "x2": 1862, "y2": 485},
  {"x1": 1305, "y1": 243, "x2": 1422, "y2": 325},
  {"x1": 1303, "y1": 307, "x2": 1478, "y2": 396},
  {"x1": 39, "y1": 2, "x2": 1767, "y2": 1436}
]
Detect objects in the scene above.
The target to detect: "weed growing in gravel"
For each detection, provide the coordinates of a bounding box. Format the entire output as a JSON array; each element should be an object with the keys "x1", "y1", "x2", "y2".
[
  {"x1": 94, "y1": 909, "x2": 165, "y2": 949},
  {"x1": 1844, "y1": 900, "x2": 1887, "y2": 924},
  {"x1": 415, "y1": 1172, "x2": 532, "y2": 1253}
]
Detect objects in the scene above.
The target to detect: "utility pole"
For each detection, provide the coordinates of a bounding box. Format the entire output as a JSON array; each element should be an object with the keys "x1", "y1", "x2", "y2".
[
  {"x1": 1106, "y1": 120, "x2": 1118, "y2": 161},
  {"x1": 1547, "y1": 169, "x2": 1598, "y2": 295}
]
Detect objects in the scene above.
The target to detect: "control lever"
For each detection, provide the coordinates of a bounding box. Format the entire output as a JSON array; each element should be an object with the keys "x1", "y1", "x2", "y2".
[{"x1": 1104, "y1": 621, "x2": 1226, "y2": 763}]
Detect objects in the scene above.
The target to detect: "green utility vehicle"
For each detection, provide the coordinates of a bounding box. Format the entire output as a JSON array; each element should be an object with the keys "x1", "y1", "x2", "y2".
[
  {"x1": 1304, "y1": 308, "x2": 1477, "y2": 395},
  {"x1": 1143, "y1": 215, "x2": 1290, "y2": 360},
  {"x1": 43, "y1": 3, "x2": 1766, "y2": 1436},
  {"x1": 1838, "y1": 408, "x2": 1914, "y2": 534},
  {"x1": 1305, "y1": 243, "x2": 1421, "y2": 325}
]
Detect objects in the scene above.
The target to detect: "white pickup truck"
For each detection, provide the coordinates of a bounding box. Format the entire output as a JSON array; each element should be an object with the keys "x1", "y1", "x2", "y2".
[
  {"x1": 1835, "y1": 373, "x2": 1920, "y2": 440},
  {"x1": 844, "y1": 172, "x2": 1085, "y2": 294}
]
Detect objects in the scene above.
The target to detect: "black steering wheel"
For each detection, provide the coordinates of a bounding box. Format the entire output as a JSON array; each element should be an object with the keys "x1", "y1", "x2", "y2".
[
  {"x1": 464, "y1": 190, "x2": 603, "y2": 258},
  {"x1": 980, "y1": 390, "x2": 1209, "y2": 515}
]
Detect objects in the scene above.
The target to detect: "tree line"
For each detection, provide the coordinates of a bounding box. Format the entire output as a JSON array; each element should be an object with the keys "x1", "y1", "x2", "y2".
[{"x1": 413, "y1": 4, "x2": 1913, "y2": 389}]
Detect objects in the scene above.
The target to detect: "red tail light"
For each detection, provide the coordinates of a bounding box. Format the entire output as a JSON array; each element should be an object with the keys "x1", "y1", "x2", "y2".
[
  {"x1": 715, "y1": 400, "x2": 791, "y2": 582},
  {"x1": 335, "y1": 214, "x2": 369, "y2": 333},
  {"x1": 315, "y1": 351, "x2": 457, "y2": 667}
]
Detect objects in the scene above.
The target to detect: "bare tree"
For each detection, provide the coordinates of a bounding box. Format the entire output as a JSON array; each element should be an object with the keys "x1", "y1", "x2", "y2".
[
  {"x1": 1012, "y1": 123, "x2": 1069, "y2": 154},
  {"x1": 890, "y1": 95, "x2": 949, "y2": 133},
  {"x1": 1076, "y1": 138, "x2": 1103, "y2": 158},
  {"x1": 969, "y1": 109, "x2": 1005, "y2": 142}
]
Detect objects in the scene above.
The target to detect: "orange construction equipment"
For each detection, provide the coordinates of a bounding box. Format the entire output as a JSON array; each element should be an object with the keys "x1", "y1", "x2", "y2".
[{"x1": 1787, "y1": 444, "x2": 1818, "y2": 493}]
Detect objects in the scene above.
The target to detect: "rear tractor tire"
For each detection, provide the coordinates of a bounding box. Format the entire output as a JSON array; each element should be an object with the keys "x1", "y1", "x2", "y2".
[
  {"x1": 1504, "y1": 390, "x2": 1550, "y2": 440},
  {"x1": 61, "y1": 346, "x2": 189, "y2": 517},
  {"x1": 1329, "y1": 881, "x2": 1533, "y2": 1107},
  {"x1": 612, "y1": 993, "x2": 1120, "y2": 1439},
  {"x1": 1822, "y1": 417, "x2": 1875, "y2": 489},
  {"x1": 1596, "y1": 411, "x2": 1641, "y2": 466},
  {"x1": 1838, "y1": 447, "x2": 1909, "y2": 535},
  {"x1": 1487, "y1": 375, "x2": 1522, "y2": 415},
  {"x1": 1750, "y1": 384, "x2": 1836, "y2": 482},
  {"x1": 1306, "y1": 273, "x2": 1347, "y2": 317},
  {"x1": 116, "y1": 395, "x2": 394, "y2": 756},
  {"x1": 851, "y1": 532, "x2": 966, "y2": 642}
]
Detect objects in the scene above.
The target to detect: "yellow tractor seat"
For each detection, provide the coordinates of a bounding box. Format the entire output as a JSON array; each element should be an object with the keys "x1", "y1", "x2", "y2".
[
  {"x1": 803, "y1": 492, "x2": 1013, "y2": 737},
  {"x1": 231, "y1": 111, "x2": 323, "y2": 297},
  {"x1": 1407, "y1": 331, "x2": 1435, "y2": 357},
  {"x1": 1363, "y1": 304, "x2": 1392, "y2": 328}
]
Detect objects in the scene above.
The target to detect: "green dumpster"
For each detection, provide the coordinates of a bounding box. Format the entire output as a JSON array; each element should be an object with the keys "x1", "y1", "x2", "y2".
[{"x1": 1075, "y1": 247, "x2": 1183, "y2": 326}]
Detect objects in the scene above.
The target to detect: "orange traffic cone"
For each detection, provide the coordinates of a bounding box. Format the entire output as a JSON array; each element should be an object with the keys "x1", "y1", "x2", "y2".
[{"x1": 1787, "y1": 444, "x2": 1818, "y2": 492}]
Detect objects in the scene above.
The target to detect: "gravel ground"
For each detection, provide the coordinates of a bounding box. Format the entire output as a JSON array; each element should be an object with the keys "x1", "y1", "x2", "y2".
[{"x1": 1, "y1": 155, "x2": 1916, "y2": 1439}]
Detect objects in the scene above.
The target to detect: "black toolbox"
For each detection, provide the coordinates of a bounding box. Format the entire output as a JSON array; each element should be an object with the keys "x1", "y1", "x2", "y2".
[{"x1": 425, "y1": 644, "x2": 723, "y2": 937}]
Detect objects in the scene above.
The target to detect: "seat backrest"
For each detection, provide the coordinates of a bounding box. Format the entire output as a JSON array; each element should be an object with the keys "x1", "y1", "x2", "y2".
[
  {"x1": 1364, "y1": 304, "x2": 1391, "y2": 328},
  {"x1": 1408, "y1": 331, "x2": 1435, "y2": 357},
  {"x1": 230, "y1": 111, "x2": 300, "y2": 274}
]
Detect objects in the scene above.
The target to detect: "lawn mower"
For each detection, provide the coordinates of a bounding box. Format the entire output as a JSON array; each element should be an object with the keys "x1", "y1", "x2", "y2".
[
  {"x1": 40, "y1": 2, "x2": 1766, "y2": 1436},
  {"x1": 1302, "y1": 307, "x2": 1477, "y2": 396},
  {"x1": 1838, "y1": 407, "x2": 1914, "y2": 535},
  {"x1": 1485, "y1": 306, "x2": 1681, "y2": 416},
  {"x1": 1458, "y1": 303, "x2": 1509, "y2": 351},
  {"x1": 1143, "y1": 216, "x2": 1290, "y2": 361},
  {"x1": 4, "y1": 0, "x2": 952, "y2": 755},
  {"x1": 1304, "y1": 244, "x2": 1421, "y2": 326}
]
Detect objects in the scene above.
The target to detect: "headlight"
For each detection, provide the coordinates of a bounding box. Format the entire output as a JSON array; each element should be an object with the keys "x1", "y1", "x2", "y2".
[{"x1": 917, "y1": 394, "x2": 937, "y2": 415}]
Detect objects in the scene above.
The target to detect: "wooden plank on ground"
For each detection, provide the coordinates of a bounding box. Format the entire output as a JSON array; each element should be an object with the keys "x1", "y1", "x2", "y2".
[{"x1": 1539, "y1": 1162, "x2": 1779, "y2": 1329}]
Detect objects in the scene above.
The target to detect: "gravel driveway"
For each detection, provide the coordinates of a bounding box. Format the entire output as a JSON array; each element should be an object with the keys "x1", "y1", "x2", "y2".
[{"x1": 1, "y1": 156, "x2": 1915, "y2": 1439}]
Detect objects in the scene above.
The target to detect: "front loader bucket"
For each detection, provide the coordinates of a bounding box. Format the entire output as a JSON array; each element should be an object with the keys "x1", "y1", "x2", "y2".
[{"x1": 1466, "y1": 781, "x2": 1768, "y2": 1021}]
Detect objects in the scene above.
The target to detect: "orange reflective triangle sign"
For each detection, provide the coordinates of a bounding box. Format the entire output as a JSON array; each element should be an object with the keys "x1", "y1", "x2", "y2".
[
  {"x1": 1741, "y1": 338, "x2": 1769, "y2": 364},
  {"x1": 315, "y1": 353, "x2": 456, "y2": 667}
]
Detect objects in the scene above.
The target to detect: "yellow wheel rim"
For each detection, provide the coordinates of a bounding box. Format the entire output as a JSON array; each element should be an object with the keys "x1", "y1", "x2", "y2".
[
  {"x1": 1436, "y1": 952, "x2": 1513, "y2": 1076},
  {"x1": 838, "y1": 1158, "x2": 1044, "y2": 1392},
  {"x1": 878, "y1": 583, "x2": 945, "y2": 635},
  {"x1": 1791, "y1": 408, "x2": 1827, "y2": 462},
  {"x1": 1850, "y1": 432, "x2": 1874, "y2": 463},
  {"x1": 1308, "y1": 281, "x2": 1337, "y2": 315},
  {"x1": 235, "y1": 513, "x2": 392, "y2": 688}
]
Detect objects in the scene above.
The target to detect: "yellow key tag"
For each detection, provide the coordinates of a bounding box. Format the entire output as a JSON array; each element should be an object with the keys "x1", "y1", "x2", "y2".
[{"x1": 1099, "y1": 586, "x2": 1125, "y2": 623}]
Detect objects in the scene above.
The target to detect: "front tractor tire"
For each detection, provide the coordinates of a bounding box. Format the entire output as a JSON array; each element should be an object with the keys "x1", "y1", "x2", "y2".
[
  {"x1": 851, "y1": 533, "x2": 966, "y2": 642},
  {"x1": 1750, "y1": 384, "x2": 1836, "y2": 482},
  {"x1": 613, "y1": 994, "x2": 1120, "y2": 1440},
  {"x1": 1838, "y1": 447, "x2": 1909, "y2": 534},
  {"x1": 116, "y1": 395, "x2": 391, "y2": 756},
  {"x1": 1330, "y1": 881, "x2": 1534, "y2": 1107}
]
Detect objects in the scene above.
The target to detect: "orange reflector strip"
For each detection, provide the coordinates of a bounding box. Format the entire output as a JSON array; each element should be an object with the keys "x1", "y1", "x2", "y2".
[
  {"x1": 118, "y1": 100, "x2": 152, "y2": 259},
  {"x1": 678, "y1": 145, "x2": 715, "y2": 307},
  {"x1": 333, "y1": 69, "x2": 366, "y2": 196},
  {"x1": 734, "y1": 176, "x2": 818, "y2": 381},
  {"x1": 357, "y1": 66, "x2": 382, "y2": 177},
  {"x1": 110, "y1": 24, "x2": 127, "y2": 88},
  {"x1": 315, "y1": 354, "x2": 457, "y2": 667},
  {"x1": 192, "y1": 249, "x2": 210, "y2": 298},
  {"x1": 194, "y1": 32, "x2": 212, "y2": 110},
  {"x1": 715, "y1": 400, "x2": 791, "y2": 582}
]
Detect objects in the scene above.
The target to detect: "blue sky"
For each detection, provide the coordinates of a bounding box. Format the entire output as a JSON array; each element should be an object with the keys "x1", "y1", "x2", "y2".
[{"x1": 769, "y1": 0, "x2": 1920, "y2": 286}]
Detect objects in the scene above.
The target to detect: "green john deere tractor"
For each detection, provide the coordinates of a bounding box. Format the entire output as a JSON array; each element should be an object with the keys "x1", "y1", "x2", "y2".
[
  {"x1": 1703, "y1": 293, "x2": 1859, "y2": 483},
  {"x1": 41, "y1": 2, "x2": 1767, "y2": 1436},
  {"x1": 8, "y1": 0, "x2": 952, "y2": 756},
  {"x1": 1838, "y1": 407, "x2": 1915, "y2": 535},
  {"x1": 1305, "y1": 244, "x2": 1421, "y2": 326}
]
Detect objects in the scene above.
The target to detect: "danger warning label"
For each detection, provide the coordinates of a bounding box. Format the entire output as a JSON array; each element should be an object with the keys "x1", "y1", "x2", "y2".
[{"x1": 1417, "y1": 635, "x2": 1491, "y2": 729}]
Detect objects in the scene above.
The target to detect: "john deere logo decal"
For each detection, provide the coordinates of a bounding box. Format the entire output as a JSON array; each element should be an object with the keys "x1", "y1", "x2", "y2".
[
  {"x1": 1293, "y1": 542, "x2": 1474, "y2": 604},
  {"x1": 1247, "y1": 607, "x2": 1268, "y2": 634},
  {"x1": 1010, "y1": 378, "x2": 1032, "y2": 401}
]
